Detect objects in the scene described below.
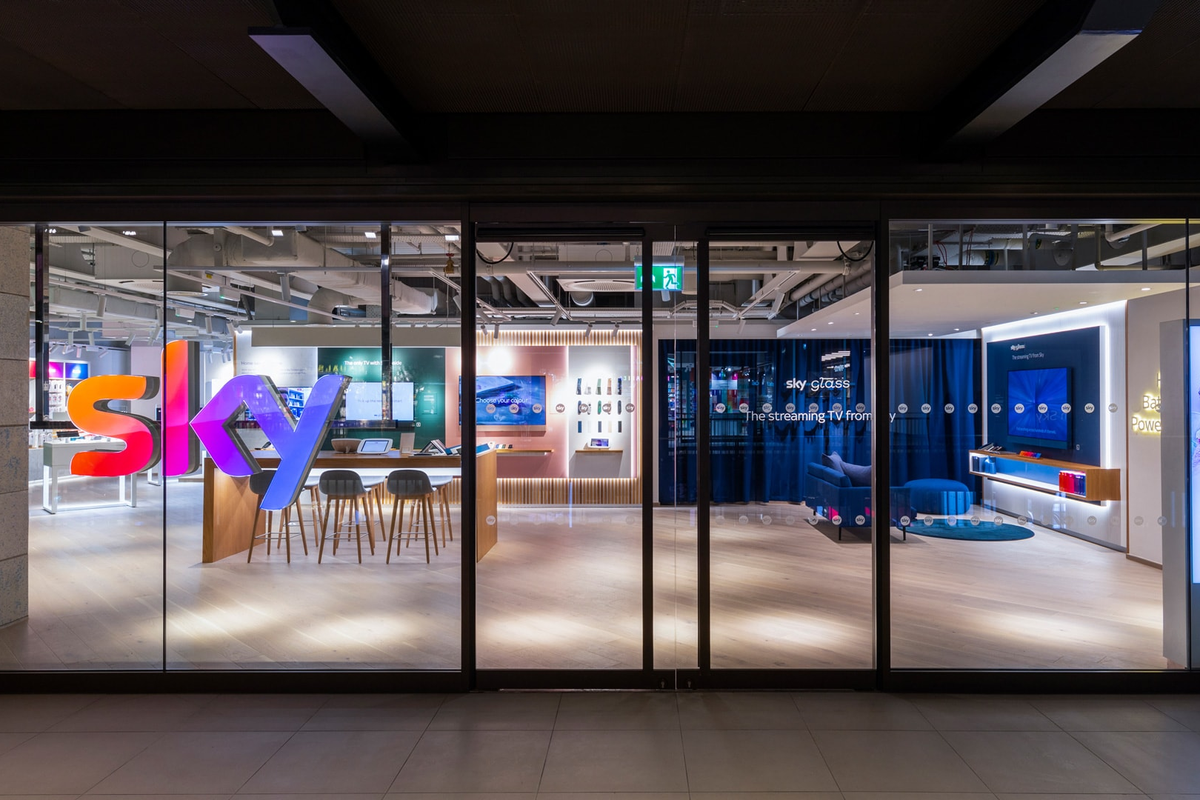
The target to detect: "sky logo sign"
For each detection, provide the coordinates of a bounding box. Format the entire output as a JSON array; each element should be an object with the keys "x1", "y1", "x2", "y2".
[{"x1": 65, "y1": 340, "x2": 351, "y2": 511}]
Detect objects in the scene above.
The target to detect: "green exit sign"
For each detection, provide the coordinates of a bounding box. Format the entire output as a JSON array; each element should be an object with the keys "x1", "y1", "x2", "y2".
[{"x1": 634, "y1": 263, "x2": 682, "y2": 291}]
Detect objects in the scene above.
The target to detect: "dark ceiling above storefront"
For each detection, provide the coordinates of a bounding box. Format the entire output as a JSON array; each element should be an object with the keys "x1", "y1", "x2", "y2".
[{"x1": 0, "y1": 0, "x2": 1197, "y2": 204}]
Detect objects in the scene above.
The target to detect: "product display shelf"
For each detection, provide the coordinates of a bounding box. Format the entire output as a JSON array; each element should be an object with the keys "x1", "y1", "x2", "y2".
[
  {"x1": 496, "y1": 448, "x2": 553, "y2": 455},
  {"x1": 969, "y1": 450, "x2": 1121, "y2": 502}
]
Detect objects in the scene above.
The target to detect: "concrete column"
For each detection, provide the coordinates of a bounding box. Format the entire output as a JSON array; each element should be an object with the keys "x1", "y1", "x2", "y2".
[{"x1": 0, "y1": 226, "x2": 29, "y2": 626}]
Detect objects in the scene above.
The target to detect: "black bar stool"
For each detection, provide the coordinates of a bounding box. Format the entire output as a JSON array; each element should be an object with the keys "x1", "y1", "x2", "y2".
[
  {"x1": 385, "y1": 469, "x2": 439, "y2": 564},
  {"x1": 247, "y1": 469, "x2": 308, "y2": 563},
  {"x1": 317, "y1": 470, "x2": 377, "y2": 564}
]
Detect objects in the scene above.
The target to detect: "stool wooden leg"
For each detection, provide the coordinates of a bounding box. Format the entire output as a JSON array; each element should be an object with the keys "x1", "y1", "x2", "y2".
[
  {"x1": 248, "y1": 505, "x2": 261, "y2": 563},
  {"x1": 387, "y1": 496, "x2": 401, "y2": 564},
  {"x1": 363, "y1": 493, "x2": 376, "y2": 555},
  {"x1": 440, "y1": 486, "x2": 452, "y2": 543},
  {"x1": 295, "y1": 499, "x2": 309, "y2": 556},
  {"x1": 283, "y1": 506, "x2": 292, "y2": 563},
  {"x1": 354, "y1": 496, "x2": 364, "y2": 563}
]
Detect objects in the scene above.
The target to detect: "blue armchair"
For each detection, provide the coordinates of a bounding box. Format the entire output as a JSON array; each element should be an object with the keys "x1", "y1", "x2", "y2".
[{"x1": 804, "y1": 462, "x2": 871, "y2": 540}]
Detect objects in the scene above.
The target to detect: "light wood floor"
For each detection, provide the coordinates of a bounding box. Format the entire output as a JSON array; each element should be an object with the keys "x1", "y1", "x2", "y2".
[{"x1": 2, "y1": 475, "x2": 1172, "y2": 671}]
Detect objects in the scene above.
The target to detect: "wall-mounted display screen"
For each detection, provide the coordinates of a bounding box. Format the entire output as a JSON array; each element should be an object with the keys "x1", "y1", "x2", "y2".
[
  {"x1": 64, "y1": 362, "x2": 89, "y2": 381},
  {"x1": 463, "y1": 375, "x2": 547, "y2": 426},
  {"x1": 342, "y1": 381, "x2": 415, "y2": 422},
  {"x1": 1007, "y1": 367, "x2": 1071, "y2": 448}
]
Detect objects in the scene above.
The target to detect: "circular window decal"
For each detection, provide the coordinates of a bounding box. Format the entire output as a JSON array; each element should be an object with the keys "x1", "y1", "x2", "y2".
[
  {"x1": 854, "y1": 515, "x2": 865, "y2": 525},
  {"x1": 991, "y1": 403, "x2": 1002, "y2": 414},
  {"x1": 898, "y1": 403, "x2": 909, "y2": 413},
  {"x1": 509, "y1": 403, "x2": 521, "y2": 414},
  {"x1": 715, "y1": 402, "x2": 726, "y2": 414},
  {"x1": 1037, "y1": 403, "x2": 1048, "y2": 414},
  {"x1": 968, "y1": 403, "x2": 979, "y2": 414},
  {"x1": 831, "y1": 515, "x2": 843, "y2": 525},
  {"x1": 738, "y1": 515, "x2": 749, "y2": 525},
  {"x1": 1014, "y1": 403, "x2": 1025, "y2": 414},
  {"x1": 1158, "y1": 516, "x2": 1167, "y2": 526},
  {"x1": 994, "y1": 516, "x2": 1004, "y2": 526},
  {"x1": 1061, "y1": 403, "x2": 1071, "y2": 414},
  {"x1": 1087, "y1": 516, "x2": 1098, "y2": 526},
  {"x1": 1017, "y1": 516, "x2": 1028, "y2": 525},
  {"x1": 555, "y1": 403, "x2": 565, "y2": 414},
  {"x1": 1134, "y1": 515, "x2": 1144, "y2": 526},
  {"x1": 785, "y1": 515, "x2": 796, "y2": 525},
  {"x1": 899, "y1": 515, "x2": 911, "y2": 527},
  {"x1": 1108, "y1": 403, "x2": 1118, "y2": 413},
  {"x1": 532, "y1": 403, "x2": 543, "y2": 414},
  {"x1": 762, "y1": 515, "x2": 773, "y2": 526},
  {"x1": 485, "y1": 515, "x2": 496, "y2": 526},
  {"x1": 923, "y1": 516, "x2": 933, "y2": 526},
  {"x1": 970, "y1": 516, "x2": 980, "y2": 525},
  {"x1": 738, "y1": 402, "x2": 750, "y2": 413},
  {"x1": 1084, "y1": 402, "x2": 1096, "y2": 413},
  {"x1": 785, "y1": 403, "x2": 796, "y2": 413},
  {"x1": 921, "y1": 403, "x2": 931, "y2": 414},
  {"x1": 626, "y1": 403, "x2": 635, "y2": 412},
  {"x1": 832, "y1": 402, "x2": 842, "y2": 413},
  {"x1": 856, "y1": 403, "x2": 866, "y2": 413},
  {"x1": 762, "y1": 403, "x2": 773, "y2": 413},
  {"x1": 485, "y1": 403, "x2": 497, "y2": 413},
  {"x1": 945, "y1": 403, "x2": 955, "y2": 414},
  {"x1": 809, "y1": 403, "x2": 819, "y2": 413}
]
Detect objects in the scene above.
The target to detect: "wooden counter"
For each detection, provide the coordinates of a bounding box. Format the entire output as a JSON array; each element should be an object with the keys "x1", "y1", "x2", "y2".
[{"x1": 202, "y1": 449, "x2": 498, "y2": 563}]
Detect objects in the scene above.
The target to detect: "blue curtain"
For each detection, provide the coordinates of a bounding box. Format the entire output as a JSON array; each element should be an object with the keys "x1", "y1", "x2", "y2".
[{"x1": 660, "y1": 338, "x2": 980, "y2": 504}]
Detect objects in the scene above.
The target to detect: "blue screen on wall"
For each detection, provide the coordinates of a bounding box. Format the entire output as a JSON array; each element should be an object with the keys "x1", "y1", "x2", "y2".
[
  {"x1": 1007, "y1": 367, "x2": 1071, "y2": 448},
  {"x1": 460, "y1": 375, "x2": 548, "y2": 426}
]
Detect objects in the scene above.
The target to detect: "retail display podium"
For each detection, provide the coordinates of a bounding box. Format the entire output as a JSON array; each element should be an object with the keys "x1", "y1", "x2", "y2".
[{"x1": 201, "y1": 448, "x2": 498, "y2": 563}]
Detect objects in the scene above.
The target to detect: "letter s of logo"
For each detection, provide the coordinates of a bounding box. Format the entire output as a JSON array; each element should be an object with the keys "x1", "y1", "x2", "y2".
[{"x1": 67, "y1": 375, "x2": 161, "y2": 476}]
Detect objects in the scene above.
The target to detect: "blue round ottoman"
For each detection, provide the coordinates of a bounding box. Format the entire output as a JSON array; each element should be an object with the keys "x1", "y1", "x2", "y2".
[{"x1": 904, "y1": 478, "x2": 973, "y2": 515}]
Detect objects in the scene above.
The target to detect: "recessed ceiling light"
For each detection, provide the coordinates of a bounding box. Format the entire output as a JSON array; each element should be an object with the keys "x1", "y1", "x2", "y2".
[
  {"x1": 1141, "y1": 287, "x2": 1151, "y2": 291},
  {"x1": 445, "y1": 233, "x2": 460, "y2": 242},
  {"x1": 271, "y1": 229, "x2": 284, "y2": 237},
  {"x1": 854, "y1": 312, "x2": 860, "y2": 316},
  {"x1": 811, "y1": 328, "x2": 817, "y2": 332},
  {"x1": 954, "y1": 328, "x2": 960, "y2": 331},
  {"x1": 121, "y1": 230, "x2": 137, "y2": 236},
  {"x1": 46, "y1": 227, "x2": 58, "y2": 234},
  {"x1": 1079, "y1": 301, "x2": 1088, "y2": 305},
  {"x1": 914, "y1": 288, "x2": 924, "y2": 292},
  {"x1": 827, "y1": 321, "x2": 834, "y2": 325},
  {"x1": 927, "y1": 333, "x2": 933, "y2": 337},
  {"x1": 364, "y1": 230, "x2": 377, "y2": 239}
]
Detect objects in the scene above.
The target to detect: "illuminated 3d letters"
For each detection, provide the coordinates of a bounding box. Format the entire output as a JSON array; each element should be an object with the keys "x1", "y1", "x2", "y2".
[
  {"x1": 66, "y1": 375, "x2": 161, "y2": 477},
  {"x1": 163, "y1": 340, "x2": 202, "y2": 476},
  {"x1": 191, "y1": 374, "x2": 351, "y2": 510}
]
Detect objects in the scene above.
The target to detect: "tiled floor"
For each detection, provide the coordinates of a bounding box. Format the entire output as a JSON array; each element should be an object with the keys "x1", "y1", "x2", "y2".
[{"x1": 0, "y1": 692, "x2": 1198, "y2": 797}]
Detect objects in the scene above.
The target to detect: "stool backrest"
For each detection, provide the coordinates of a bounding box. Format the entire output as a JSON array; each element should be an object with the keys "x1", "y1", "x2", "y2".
[
  {"x1": 387, "y1": 469, "x2": 433, "y2": 499},
  {"x1": 248, "y1": 469, "x2": 276, "y2": 497},
  {"x1": 319, "y1": 469, "x2": 367, "y2": 498}
]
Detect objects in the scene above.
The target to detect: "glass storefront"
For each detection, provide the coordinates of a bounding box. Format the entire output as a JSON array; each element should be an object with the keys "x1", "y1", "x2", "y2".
[{"x1": 9, "y1": 211, "x2": 1200, "y2": 685}]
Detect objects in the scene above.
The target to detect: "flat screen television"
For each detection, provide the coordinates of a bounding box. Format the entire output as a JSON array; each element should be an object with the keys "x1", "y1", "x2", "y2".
[
  {"x1": 460, "y1": 375, "x2": 547, "y2": 426},
  {"x1": 341, "y1": 381, "x2": 415, "y2": 422},
  {"x1": 1007, "y1": 367, "x2": 1071, "y2": 449}
]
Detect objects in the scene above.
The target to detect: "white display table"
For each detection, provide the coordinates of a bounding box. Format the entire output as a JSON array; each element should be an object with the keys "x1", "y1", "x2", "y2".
[{"x1": 41, "y1": 439, "x2": 137, "y2": 514}]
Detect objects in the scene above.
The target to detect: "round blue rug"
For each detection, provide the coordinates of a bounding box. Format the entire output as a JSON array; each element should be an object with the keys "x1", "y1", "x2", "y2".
[{"x1": 907, "y1": 519, "x2": 1033, "y2": 541}]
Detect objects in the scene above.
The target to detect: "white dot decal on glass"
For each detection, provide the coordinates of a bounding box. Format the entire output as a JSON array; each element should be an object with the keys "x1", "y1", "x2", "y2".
[
  {"x1": 485, "y1": 403, "x2": 497, "y2": 413},
  {"x1": 1158, "y1": 516, "x2": 1168, "y2": 526},
  {"x1": 738, "y1": 515, "x2": 749, "y2": 525},
  {"x1": 1087, "y1": 516, "x2": 1098, "y2": 526},
  {"x1": 898, "y1": 403, "x2": 909, "y2": 413},
  {"x1": 968, "y1": 403, "x2": 979, "y2": 414},
  {"x1": 807, "y1": 517, "x2": 818, "y2": 525},
  {"x1": 1084, "y1": 402, "x2": 1095, "y2": 413},
  {"x1": 715, "y1": 403, "x2": 726, "y2": 413},
  {"x1": 1134, "y1": 515, "x2": 1144, "y2": 526},
  {"x1": 945, "y1": 403, "x2": 955, "y2": 413},
  {"x1": 832, "y1": 403, "x2": 842, "y2": 412},
  {"x1": 739, "y1": 402, "x2": 750, "y2": 413},
  {"x1": 923, "y1": 516, "x2": 933, "y2": 526},
  {"x1": 509, "y1": 403, "x2": 520, "y2": 413},
  {"x1": 1064, "y1": 516, "x2": 1074, "y2": 526},
  {"x1": 970, "y1": 516, "x2": 980, "y2": 525},
  {"x1": 485, "y1": 515, "x2": 496, "y2": 526},
  {"x1": 532, "y1": 403, "x2": 543, "y2": 414},
  {"x1": 1014, "y1": 403, "x2": 1025, "y2": 414},
  {"x1": 625, "y1": 515, "x2": 636, "y2": 525},
  {"x1": 555, "y1": 403, "x2": 565, "y2": 413},
  {"x1": 1017, "y1": 516, "x2": 1028, "y2": 525},
  {"x1": 855, "y1": 515, "x2": 865, "y2": 525},
  {"x1": 832, "y1": 515, "x2": 843, "y2": 525},
  {"x1": 785, "y1": 403, "x2": 796, "y2": 413},
  {"x1": 785, "y1": 515, "x2": 796, "y2": 525},
  {"x1": 921, "y1": 403, "x2": 931, "y2": 414},
  {"x1": 1108, "y1": 403, "x2": 1118, "y2": 413},
  {"x1": 856, "y1": 403, "x2": 866, "y2": 412},
  {"x1": 1061, "y1": 403, "x2": 1071, "y2": 413},
  {"x1": 899, "y1": 515, "x2": 911, "y2": 526},
  {"x1": 626, "y1": 403, "x2": 635, "y2": 412},
  {"x1": 946, "y1": 517, "x2": 958, "y2": 526},
  {"x1": 991, "y1": 403, "x2": 1002, "y2": 414},
  {"x1": 809, "y1": 403, "x2": 819, "y2": 413},
  {"x1": 762, "y1": 515, "x2": 772, "y2": 526},
  {"x1": 994, "y1": 516, "x2": 1004, "y2": 526},
  {"x1": 762, "y1": 403, "x2": 773, "y2": 413},
  {"x1": 1037, "y1": 403, "x2": 1048, "y2": 414}
]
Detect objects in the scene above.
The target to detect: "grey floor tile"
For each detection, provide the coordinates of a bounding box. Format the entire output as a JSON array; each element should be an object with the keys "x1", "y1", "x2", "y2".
[
  {"x1": 554, "y1": 691, "x2": 679, "y2": 730},
  {"x1": 813, "y1": 731, "x2": 989, "y2": 793},
  {"x1": 1150, "y1": 795, "x2": 1200, "y2": 800},
  {"x1": 234, "y1": 795, "x2": 384, "y2": 800},
  {"x1": 0, "y1": 796, "x2": 80, "y2": 800},
  {"x1": 1145, "y1": 696, "x2": 1200, "y2": 732},
  {"x1": 794, "y1": 693, "x2": 932, "y2": 731},
  {"x1": 682, "y1": 729, "x2": 839, "y2": 792},
  {"x1": 538, "y1": 794, "x2": 690, "y2": 800},
  {"x1": 391, "y1": 730, "x2": 551, "y2": 793},
  {"x1": 301, "y1": 705, "x2": 439, "y2": 731},
  {"x1": 539, "y1": 729, "x2": 688, "y2": 793},
  {"x1": 179, "y1": 706, "x2": 318, "y2": 731},
  {"x1": 49, "y1": 693, "x2": 211, "y2": 732},
  {"x1": 0, "y1": 731, "x2": 157, "y2": 794},
  {"x1": 321, "y1": 693, "x2": 448, "y2": 710},
  {"x1": 911, "y1": 695, "x2": 1058, "y2": 731},
  {"x1": 677, "y1": 692, "x2": 805, "y2": 730},
  {"x1": 695, "y1": 794, "x2": 844, "y2": 800},
  {"x1": 994, "y1": 795, "x2": 1150, "y2": 799},
  {"x1": 944, "y1": 731, "x2": 1139, "y2": 794},
  {"x1": 240, "y1": 730, "x2": 420, "y2": 794},
  {"x1": 0, "y1": 694, "x2": 98, "y2": 733},
  {"x1": 428, "y1": 692, "x2": 561, "y2": 730},
  {"x1": 88, "y1": 730, "x2": 290, "y2": 795},
  {"x1": 207, "y1": 693, "x2": 328, "y2": 709},
  {"x1": 843, "y1": 794, "x2": 995, "y2": 800},
  {"x1": 1030, "y1": 697, "x2": 1189, "y2": 732},
  {"x1": 0, "y1": 731, "x2": 32, "y2": 757},
  {"x1": 1072, "y1": 731, "x2": 1200, "y2": 795},
  {"x1": 89, "y1": 795, "x2": 233, "y2": 800},
  {"x1": 385, "y1": 793, "x2": 534, "y2": 800}
]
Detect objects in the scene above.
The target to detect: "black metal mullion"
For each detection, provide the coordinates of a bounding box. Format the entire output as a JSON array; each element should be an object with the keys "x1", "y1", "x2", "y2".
[
  {"x1": 641, "y1": 235, "x2": 655, "y2": 675},
  {"x1": 380, "y1": 223, "x2": 392, "y2": 423},
  {"x1": 1186, "y1": 217, "x2": 1194, "y2": 670},
  {"x1": 697, "y1": 237, "x2": 711, "y2": 674},
  {"x1": 33, "y1": 223, "x2": 47, "y2": 424},
  {"x1": 460, "y1": 205, "x2": 478, "y2": 690},
  {"x1": 873, "y1": 217, "x2": 892, "y2": 687}
]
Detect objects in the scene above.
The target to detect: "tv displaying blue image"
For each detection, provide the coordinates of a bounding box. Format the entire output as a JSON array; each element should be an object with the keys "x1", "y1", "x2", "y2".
[
  {"x1": 1007, "y1": 367, "x2": 1071, "y2": 448},
  {"x1": 461, "y1": 375, "x2": 547, "y2": 426}
]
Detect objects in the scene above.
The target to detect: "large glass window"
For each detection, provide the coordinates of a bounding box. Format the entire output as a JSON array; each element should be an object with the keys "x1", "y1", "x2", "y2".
[
  {"x1": 888, "y1": 219, "x2": 1188, "y2": 669},
  {"x1": 20, "y1": 222, "x2": 165, "y2": 669}
]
